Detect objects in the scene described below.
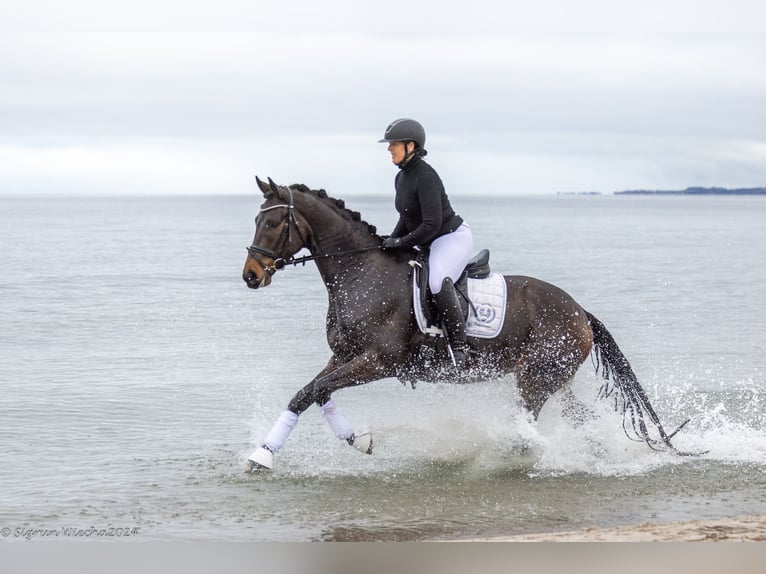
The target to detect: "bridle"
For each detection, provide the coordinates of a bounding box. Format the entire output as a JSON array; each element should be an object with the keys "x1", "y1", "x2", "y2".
[
  {"x1": 246, "y1": 186, "x2": 381, "y2": 277},
  {"x1": 246, "y1": 187, "x2": 308, "y2": 276}
]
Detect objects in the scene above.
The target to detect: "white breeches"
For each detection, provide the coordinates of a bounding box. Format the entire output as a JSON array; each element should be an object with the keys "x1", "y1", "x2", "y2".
[{"x1": 428, "y1": 223, "x2": 474, "y2": 293}]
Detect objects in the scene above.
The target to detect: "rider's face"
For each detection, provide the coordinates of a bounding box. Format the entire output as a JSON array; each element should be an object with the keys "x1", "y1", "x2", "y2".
[{"x1": 387, "y1": 141, "x2": 413, "y2": 165}]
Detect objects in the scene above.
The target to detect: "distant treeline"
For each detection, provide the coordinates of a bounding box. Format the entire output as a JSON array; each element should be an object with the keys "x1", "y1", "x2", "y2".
[{"x1": 615, "y1": 187, "x2": 766, "y2": 195}]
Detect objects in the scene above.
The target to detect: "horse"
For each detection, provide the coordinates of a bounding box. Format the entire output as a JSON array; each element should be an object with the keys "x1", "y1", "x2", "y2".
[{"x1": 241, "y1": 177, "x2": 693, "y2": 471}]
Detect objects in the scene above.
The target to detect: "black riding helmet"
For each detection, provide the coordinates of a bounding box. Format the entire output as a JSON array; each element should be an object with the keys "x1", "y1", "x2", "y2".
[
  {"x1": 378, "y1": 118, "x2": 426, "y2": 149},
  {"x1": 378, "y1": 118, "x2": 427, "y2": 167}
]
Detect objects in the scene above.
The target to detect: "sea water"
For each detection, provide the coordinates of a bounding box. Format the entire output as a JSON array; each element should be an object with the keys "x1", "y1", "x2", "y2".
[{"x1": 0, "y1": 193, "x2": 764, "y2": 541}]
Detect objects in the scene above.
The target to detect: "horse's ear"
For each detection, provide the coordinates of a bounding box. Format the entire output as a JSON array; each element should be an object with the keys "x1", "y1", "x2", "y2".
[
  {"x1": 255, "y1": 176, "x2": 271, "y2": 195},
  {"x1": 266, "y1": 177, "x2": 287, "y2": 200}
]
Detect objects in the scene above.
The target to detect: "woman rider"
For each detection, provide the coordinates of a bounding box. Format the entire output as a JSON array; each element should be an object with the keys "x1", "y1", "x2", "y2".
[{"x1": 379, "y1": 118, "x2": 474, "y2": 369}]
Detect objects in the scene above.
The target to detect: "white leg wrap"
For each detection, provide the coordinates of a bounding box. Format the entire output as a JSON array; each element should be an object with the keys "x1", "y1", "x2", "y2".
[
  {"x1": 320, "y1": 399, "x2": 355, "y2": 441},
  {"x1": 262, "y1": 410, "x2": 299, "y2": 453}
]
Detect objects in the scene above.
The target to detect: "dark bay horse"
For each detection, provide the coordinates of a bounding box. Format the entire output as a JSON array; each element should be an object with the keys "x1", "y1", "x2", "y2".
[{"x1": 242, "y1": 177, "x2": 691, "y2": 471}]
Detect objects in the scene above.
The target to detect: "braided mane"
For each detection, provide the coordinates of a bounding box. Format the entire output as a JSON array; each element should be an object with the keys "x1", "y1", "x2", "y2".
[{"x1": 288, "y1": 183, "x2": 379, "y2": 237}]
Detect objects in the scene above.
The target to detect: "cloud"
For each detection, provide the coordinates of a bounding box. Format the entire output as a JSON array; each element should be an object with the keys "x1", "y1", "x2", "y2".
[
  {"x1": 6, "y1": 1, "x2": 766, "y2": 35},
  {"x1": 1, "y1": 2, "x2": 766, "y2": 195}
]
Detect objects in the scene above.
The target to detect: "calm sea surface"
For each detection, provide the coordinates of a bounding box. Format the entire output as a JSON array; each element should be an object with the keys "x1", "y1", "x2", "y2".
[{"x1": 1, "y1": 193, "x2": 764, "y2": 541}]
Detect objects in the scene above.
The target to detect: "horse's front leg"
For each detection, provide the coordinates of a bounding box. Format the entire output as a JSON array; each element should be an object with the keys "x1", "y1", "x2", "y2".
[{"x1": 246, "y1": 352, "x2": 386, "y2": 471}]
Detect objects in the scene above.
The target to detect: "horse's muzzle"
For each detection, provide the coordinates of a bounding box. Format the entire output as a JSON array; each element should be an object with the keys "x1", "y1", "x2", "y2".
[{"x1": 243, "y1": 270, "x2": 270, "y2": 289}]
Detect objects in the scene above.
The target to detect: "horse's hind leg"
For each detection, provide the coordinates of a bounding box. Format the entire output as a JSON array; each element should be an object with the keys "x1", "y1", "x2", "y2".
[
  {"x1": 560, "y1": 386, "x2": 597, "y2": 427},
  {"x1": 515, "y1": 361, "x2": 572, "y2": 419},
  {"x1": 514, "y1": 343, "x2": 586, "y2": 419},
  {"x1": 515, "y1": 311, "x2": 593, "y2": 419}
]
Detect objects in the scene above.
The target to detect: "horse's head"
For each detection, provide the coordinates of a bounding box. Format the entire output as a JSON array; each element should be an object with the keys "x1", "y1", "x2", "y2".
[{"x1": 242, "y1": 177, "x2": 311, "y2": 289}]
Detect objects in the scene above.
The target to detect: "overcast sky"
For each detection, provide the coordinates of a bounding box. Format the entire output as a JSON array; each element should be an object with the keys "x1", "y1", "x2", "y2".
[{"x1": 2, "y1": 0, "x2": 765, "y2": 196}]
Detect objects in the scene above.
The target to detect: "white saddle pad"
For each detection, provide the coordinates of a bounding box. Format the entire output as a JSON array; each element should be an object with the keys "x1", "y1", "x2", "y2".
[{"x1": 413, "y1": 272, "x2": 507, "y2": 339}]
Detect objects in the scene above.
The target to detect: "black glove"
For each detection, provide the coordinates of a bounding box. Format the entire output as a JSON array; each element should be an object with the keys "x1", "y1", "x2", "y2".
[{"x1": 382, "y1": 236, "x2": 404, "y2": 250}]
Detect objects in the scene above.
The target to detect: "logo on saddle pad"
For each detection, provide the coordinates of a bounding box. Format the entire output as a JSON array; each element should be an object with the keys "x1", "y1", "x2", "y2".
[
  {"x1": 412, "y1": 272, "x2": 507, "y2": 339},
  {"x1": 474, "y1": 303, "x2": 497, "y2": 324}
]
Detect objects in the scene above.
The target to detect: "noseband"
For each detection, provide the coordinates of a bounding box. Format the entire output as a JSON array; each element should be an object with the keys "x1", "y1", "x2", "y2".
[{"x1": 246, "y1": 187, "x2": 308, "y2": 276}]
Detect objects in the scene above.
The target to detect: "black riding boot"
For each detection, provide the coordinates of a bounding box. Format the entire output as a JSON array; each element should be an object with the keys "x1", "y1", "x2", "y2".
[{"x1": 433, "y1": 277, "x2": 468, "y2": 369}]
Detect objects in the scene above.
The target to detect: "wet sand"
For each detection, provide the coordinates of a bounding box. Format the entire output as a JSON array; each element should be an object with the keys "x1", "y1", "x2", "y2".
[{"x1": 461, "y1": 515, "x2": 766, "y2": 542}]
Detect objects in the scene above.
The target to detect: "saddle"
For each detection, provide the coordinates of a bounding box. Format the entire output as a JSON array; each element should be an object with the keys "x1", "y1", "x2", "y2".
[
  {"x1": 410, "y1": 248, "x2": 491, "y2": 328},
  {"x1": 404, "y1": 249, "x2": 506, "y2": 384}
]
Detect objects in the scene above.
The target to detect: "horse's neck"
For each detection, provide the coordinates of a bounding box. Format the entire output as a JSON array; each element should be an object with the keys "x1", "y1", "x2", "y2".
[
  {"x1": 304, "y1": 200, "x2": 377, "y2": 256},
  {"x1": 302, "y1": 203, "x2": 380, "y2": 283},
  {"x1": 310, "y1": 222, "x2": 376, "y2": 254},
  {"x1": 303, "y1": 204, "x2": 410, "y2": 312}
]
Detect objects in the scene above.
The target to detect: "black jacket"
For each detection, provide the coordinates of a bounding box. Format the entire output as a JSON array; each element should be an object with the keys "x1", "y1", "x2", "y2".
[{"x1": 390, "y1": 156, "x2": 463, "y2": 248}]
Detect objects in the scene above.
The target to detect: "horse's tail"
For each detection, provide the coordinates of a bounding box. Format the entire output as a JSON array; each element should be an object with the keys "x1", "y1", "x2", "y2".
[{"x1": 586, "y1": 311, "x2": 691, "y2": 453}]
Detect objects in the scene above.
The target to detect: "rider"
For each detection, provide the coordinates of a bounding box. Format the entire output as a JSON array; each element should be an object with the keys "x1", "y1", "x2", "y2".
[{"x1": 379, "y1": 118, "x2": 474, "y2": 369}]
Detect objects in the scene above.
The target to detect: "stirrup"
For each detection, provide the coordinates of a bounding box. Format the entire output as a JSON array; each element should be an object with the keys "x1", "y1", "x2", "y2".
[
  {"x1": 448, "y1": 345, "x2": 468, "y2": 369},
  {"x1": 452, "y1": 348, "x2": 467, "y2": 369}
]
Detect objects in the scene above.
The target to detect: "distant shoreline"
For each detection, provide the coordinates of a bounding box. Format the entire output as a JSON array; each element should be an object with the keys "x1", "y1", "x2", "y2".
[
  {"x1": 616, "y1": 186, "x2": 766, "y2": 195},
  {"x1": 559, "y1": 187, "x2": 766, "y2": 196}
]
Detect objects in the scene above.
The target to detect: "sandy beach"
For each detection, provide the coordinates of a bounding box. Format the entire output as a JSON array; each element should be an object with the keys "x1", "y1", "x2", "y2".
[{"x1": 462, "y1": 515, "x2": 766, "y2": 542}]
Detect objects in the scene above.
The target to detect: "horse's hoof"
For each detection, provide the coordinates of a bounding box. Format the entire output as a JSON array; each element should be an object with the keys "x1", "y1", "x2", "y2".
[
  {"x1": 245, "y1": 460, "x2": 267, "y2": 473},
  {"x1": 348, "y1": 432, "x2": 373, "y2": 455},
  {"x1": 245, "y1": 446, "x2": 274, "y2": 472}
]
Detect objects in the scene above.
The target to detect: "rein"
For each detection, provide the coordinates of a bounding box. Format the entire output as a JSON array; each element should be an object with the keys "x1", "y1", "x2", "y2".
[
  {"x1": 246, "y1": 243, "x2": 381, "y2": 271},
  {"x1": 279, "y1": 245, "x2": 382, "y2": 267},
  {"x1": 246, "y1": 188, "x2": 381, "y2": 275}
]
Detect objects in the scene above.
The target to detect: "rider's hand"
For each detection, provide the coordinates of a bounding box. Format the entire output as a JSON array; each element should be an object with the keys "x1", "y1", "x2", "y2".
[{"x1": 382, "y1": 236, "x2": 403, "y2": 250}]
